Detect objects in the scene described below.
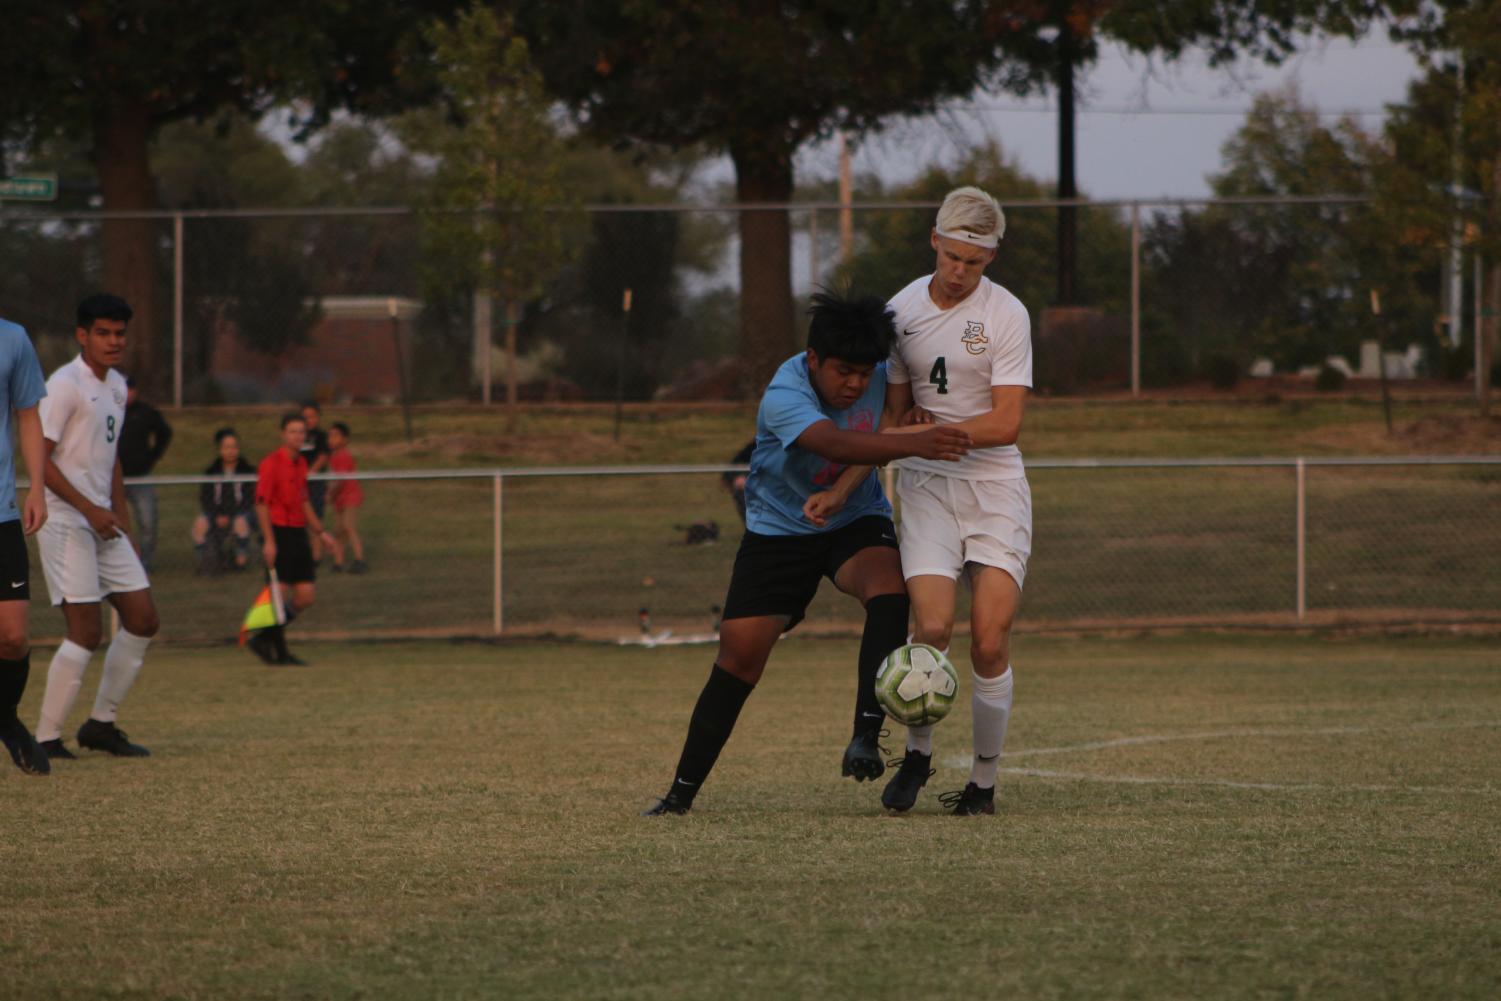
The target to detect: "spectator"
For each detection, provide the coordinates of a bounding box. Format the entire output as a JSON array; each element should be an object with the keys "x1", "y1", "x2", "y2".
[
  {"x1": 191, "y1": 428, "x2": 255, "y2": 574},
  {"x1": 722, "y1": 439, "x2": 755, "y2": 525},
  {"x1": 327, "y1": 422, "x2": 367, "y2": 574},
  {"x1": 118, "y1": 376, "x2": 172, "y2": 571},
  {"x1": 299, "y1": 400, "x2": 331, "y2": 563}
]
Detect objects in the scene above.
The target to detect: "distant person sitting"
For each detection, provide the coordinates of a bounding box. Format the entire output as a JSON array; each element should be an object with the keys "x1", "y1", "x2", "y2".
[
  {"x1": 118, "y1": 376, "x2": 172, "y2": 572},
  {"x1": 327, "y1": 422, "x2": 366, "y2": 574},
  {"x1": 191, "y1": 428, "x2": 255, "y2": 574}
]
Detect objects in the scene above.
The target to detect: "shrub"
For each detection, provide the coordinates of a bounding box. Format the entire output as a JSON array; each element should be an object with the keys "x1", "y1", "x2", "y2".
[
  {"x1": 1203, "y1": 352, "x2": 1241, "y2": 389},
  {"x1": 1314, "y1": 364, "x2": 1347, "y2": 392}
]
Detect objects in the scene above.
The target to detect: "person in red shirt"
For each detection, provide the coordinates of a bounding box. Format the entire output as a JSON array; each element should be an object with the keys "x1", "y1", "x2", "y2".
[
  {"x1": 327, "y1": 422, "x2": 367, "y2": 575},
  {"x1": 248, "y1": 413, "x2": 336, "y2": 666}
]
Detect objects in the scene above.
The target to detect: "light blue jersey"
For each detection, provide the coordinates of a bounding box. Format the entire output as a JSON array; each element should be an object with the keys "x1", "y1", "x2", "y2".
[
  {"x1": 744, "y1": 353, "x2": 891, "y2": 536},
  {"x1": 0, "y1": 319, "x2": 46, "y2": 523}
]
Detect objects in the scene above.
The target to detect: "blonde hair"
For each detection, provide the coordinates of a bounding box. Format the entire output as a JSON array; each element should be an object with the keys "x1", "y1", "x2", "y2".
[{"x1": 935, "y1": 186, "x2": 1005, "y2": 246}]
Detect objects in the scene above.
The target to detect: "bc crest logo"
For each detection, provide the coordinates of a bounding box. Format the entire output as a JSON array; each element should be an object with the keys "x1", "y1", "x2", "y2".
[{"x1": 961, "y1": 321, "x2": 988, "y2": 355}]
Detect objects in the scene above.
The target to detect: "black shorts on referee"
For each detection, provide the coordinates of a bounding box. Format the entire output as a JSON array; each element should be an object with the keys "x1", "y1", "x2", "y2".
[
  {"x1": 272, "y1": 525, "x2": 315, "y2": 584},
  {"x1": 720, "y1": 514, "x2": 898, "y2": 632},
  {"x1": 0, "y1": 519, "x2": 29, "y2": 601}
]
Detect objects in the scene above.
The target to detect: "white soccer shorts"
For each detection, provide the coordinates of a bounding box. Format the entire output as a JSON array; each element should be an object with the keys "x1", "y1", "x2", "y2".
[
  {"x1": 894, "y1": 470, "x2": 1032, "y2": 588},
  {"x1": 38, "y1": 519, "x2": 151, "y2": 606}
]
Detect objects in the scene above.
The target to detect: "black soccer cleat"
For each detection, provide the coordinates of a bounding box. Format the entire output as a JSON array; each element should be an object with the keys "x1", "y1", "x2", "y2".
[
  {"x1": 246, "y1": 630, "x2": 279, "y2": 665},
  {"x1": 39, "y1": 738, "x2": 76, "y2": 761},
  {"x1": 938, "y1": 783, "x2": 996, "y2": 816},
  {"x1": 841, "y1": 727, "x2": 888, "y2": 782},
  {"x1": 641, "y1": 789, "x2": 693, "y2": 816},
  {"x1": 1, "y1": 717, "x2": 50, "y2": 776},
  {"x1": 76, "y1": 719, "x2": 151, "y2": 758},
  {"x1": 881, "y1": 751, "x2": 934, "y2": 813}
]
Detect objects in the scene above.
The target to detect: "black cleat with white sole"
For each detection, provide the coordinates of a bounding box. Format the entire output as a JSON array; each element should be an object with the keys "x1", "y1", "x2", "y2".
[
  {"x1": 939, "y1": 782, "x2": 995, "y2": 816},
  {"x1": 881, "y1": 750, "x2": 934, "y2": 813}
]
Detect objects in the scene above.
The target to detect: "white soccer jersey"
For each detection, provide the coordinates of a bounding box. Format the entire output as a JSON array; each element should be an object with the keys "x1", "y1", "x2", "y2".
[
  {"x1": 39, "y1": 354, "x2": 128, "y2": 528},
  {"x1": 887, "y1": 274, "x2": 1032, "y2": 480}
]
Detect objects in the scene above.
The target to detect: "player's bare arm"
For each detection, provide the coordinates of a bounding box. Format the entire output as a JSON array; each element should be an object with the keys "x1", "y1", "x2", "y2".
[
  {"x1": 42, "y1": 439, "x2": 120, "y2": 539},
  {"x1": 794, "y1": 418, "x2": 970, "y2": 467},
  {"x1": 946, "y1": 385, "x2": 1028, "y2": 448},
  {"x1": 255, "y1": 501, "x2": 276, "y2": 568},
  {"x1": 302, "y1": 501, "x2": 336, "y2": 548},
  {"x1": 15, "y1": 406, "x2": 46, "y2": 535},
  {"x1": 110, "y1": 457, "x2": 133, "y2": 539}
]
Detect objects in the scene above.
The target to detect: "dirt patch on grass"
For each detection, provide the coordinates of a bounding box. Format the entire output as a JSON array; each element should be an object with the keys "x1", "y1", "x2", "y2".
[{"x1": 1296, "y1": 412, "x2": 1501, "y2": 454}]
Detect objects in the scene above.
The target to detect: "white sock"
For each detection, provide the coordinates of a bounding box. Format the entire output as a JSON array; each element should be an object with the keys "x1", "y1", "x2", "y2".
[
  {"x1": 904, "y1": 644, "x2": 949, "y2": 757},
  {"x1": 36, "y1": 640, "x2": 94, "y2": 742},
  {"x1": 91, "y1": 629, "x2": 152, "y2": 723},
  {"x1": 969, "y1": 667, "x2": 1013, "y2": 789}
]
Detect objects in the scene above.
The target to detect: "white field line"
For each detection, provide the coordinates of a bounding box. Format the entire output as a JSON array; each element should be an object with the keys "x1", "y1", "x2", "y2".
[{"x1": 933, "y1": 720, "x2": 1501, "y2": 796}]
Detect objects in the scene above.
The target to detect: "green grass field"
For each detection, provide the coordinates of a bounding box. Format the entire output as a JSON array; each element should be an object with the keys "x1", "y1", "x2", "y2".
[{"x1": 4, "y1": 634, "x2": 1498, "y2": 1000}]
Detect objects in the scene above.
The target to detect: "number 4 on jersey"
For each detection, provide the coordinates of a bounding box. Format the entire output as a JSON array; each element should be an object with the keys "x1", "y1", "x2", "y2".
[{"x1": 928, "y1": 356, "x2": 948, "y2": 395}]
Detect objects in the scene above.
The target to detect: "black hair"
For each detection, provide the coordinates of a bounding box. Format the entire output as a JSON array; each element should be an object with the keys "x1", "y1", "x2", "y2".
[
  {"x1": 77, "y1": 293, "x2": 133, "y2": 330},
  {"x1": 213, "y1": 426, "x2": 237, "y2": 445},
  {"x1": 330, "y1": 421, "x2": 351, "y2": 438},
  {"x1": 805, "y1": 289, "x2": 896, "y2": 365},
  {"x1": 300, "y1": 400, "x2": 321, "y2": 413},
  {"x1": 280, "y1": 412, "x2": 306, "y2": 430}
]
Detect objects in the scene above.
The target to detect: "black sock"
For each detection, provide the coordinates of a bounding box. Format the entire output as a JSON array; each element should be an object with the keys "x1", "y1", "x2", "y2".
[
  {"x1": 0, "y1": 651, "x2": 30, "y2": 722},
  {"x1": 669, "y1": 664, "x2": 755, "y2": 803},
  {"x1": 855, "y1": 593, "x2": 910, "y2": 735}
]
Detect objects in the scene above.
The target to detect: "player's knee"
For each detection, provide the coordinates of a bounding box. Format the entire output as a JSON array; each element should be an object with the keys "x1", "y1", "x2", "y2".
[
  {"x1": 70, "y1": 624, "x2": 104, "y2": 651},
  {"x1": 125, "y1": 609, "x2": 161, "y2": 638},
  {"x1": 0, "y1": 631, "x2": 28, "y2": 660},
  {"x1": 970, "y1": 633, "x2": 1010, "y2": 673},
  {"x1": 912, "y1": 614, "x2": 952, "y2": 651},
  {"x1": 715, "y1": 655, "x2": 764, "y2": 687}
]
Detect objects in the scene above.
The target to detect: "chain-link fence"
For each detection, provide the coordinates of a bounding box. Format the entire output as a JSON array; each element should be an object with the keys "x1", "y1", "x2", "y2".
[
  {"x1": 20, "y1": 457, "x2": 1497, "y2": 648},
  {"x1": 1, "y1": 198, "x2": 1485, "y2": 405}
]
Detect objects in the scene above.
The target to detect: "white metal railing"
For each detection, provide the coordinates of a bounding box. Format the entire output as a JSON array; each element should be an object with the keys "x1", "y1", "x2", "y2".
[{"x1": 61, "y1": 454, "x2": 1496, "y2": 636}]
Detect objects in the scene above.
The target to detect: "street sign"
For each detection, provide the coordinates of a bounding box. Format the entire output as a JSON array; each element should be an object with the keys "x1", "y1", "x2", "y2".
[{"x1": 0, "y1": 174, "x2": 57, "y2": 201}]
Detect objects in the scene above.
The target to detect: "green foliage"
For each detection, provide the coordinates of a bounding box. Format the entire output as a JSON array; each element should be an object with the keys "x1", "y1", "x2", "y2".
[
  {"x1": 836, "y1": 141, "x2": 1131, "y2": 320},
  {"x1": 407, "y1": 5, "x2": 575, "y2": 306},
  {"x1": 1204, "y1": 351, "x2": 1243, "y2": 389}
]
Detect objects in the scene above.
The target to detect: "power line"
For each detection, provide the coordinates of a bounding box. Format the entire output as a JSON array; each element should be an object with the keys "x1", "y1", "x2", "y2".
[{"x1": 956, "y1": 103, "x2": 1397, "y2": 118}]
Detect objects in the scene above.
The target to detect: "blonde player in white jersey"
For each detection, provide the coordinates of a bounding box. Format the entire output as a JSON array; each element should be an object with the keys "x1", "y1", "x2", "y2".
[
  {"x1": 33, "y1": 294, "x2": 160, "y2": 762},
  {"x1": 811, "y1": 186, "x2": 1030, "y2": 816}
]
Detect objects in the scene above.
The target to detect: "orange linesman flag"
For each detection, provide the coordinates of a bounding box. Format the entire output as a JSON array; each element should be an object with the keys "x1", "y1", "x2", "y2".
[{"x1": 239, "y1": 586, "x2": 280, "y2": 646}]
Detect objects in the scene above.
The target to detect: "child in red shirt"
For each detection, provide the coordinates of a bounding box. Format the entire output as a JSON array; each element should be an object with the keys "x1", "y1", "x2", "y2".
[{"x1": 328, "y1": 422, "x2": 367, "y2": 574}]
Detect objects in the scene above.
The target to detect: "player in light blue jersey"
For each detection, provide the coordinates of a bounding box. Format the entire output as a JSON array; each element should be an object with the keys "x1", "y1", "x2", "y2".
[
  {"x1": 0, "y1": 317, "x2": 51, "y2": 777},
  {"x1": 644, "y1": 291, "x2": 973, "y2": 815}
]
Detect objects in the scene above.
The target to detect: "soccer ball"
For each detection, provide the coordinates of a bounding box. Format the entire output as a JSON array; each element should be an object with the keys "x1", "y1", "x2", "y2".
[{"x1": 875, "y1": 643, "x2": 959, "y2": 727}]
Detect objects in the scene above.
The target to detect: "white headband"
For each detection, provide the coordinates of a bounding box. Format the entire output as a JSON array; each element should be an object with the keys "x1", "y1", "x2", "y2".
[{"x1": 935, "y1": 226, "x2": 999, "y2": 249}]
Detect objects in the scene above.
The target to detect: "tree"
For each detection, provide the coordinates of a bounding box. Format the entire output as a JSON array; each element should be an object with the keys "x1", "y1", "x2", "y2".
[
  {"x1": 512, "y1": 2, "x2": 1403, "y2": 394},
  {"x1": 403, "y1": 4, "x2": 575, "y2": 410},
  {"x1": 511, "y1": 1, "x2": 1052, "y2": 394},
  {"x1": 0, "y1": 1, "x2": 462, "y2": 393}
]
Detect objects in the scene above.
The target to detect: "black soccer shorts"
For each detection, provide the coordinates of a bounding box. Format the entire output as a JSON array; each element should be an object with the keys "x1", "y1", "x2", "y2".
[
  {"x1": 272, "y1": 525, "x2": 316, "y2": 584},
  {"x1": 0, "y1": 519, "x2": 29, "y2": 601},
  {"x1": 719, "y1": 514, "x2": 899, "y2": 631}
]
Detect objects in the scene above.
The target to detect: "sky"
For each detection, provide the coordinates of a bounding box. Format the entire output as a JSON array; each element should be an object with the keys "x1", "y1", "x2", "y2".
[{"x1": 789, "y1": 33, "x2": 1428, "y2": 202}]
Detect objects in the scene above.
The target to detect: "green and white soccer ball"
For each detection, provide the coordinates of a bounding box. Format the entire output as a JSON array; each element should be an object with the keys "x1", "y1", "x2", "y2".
[{"x1": 875, "y1": 643, "x2": 959, "y2": 727}]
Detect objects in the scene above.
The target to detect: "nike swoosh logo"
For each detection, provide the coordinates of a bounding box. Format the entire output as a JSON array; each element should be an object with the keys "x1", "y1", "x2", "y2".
[
  {"x1": 674, "y1": 778, "x2": 698, "y2": 787},
  {"x1": 9, "y1": 581, "x2": 23, "y2": 588},
  {"x1": 861, "y1": 712, "x2": 885, "y2": 719},
  {"x1": 89, "y1": 396, "x2": 99, "y2": 402},
  {"x1": 902, "y1": 328, "x2": 917, "y2": 337}
]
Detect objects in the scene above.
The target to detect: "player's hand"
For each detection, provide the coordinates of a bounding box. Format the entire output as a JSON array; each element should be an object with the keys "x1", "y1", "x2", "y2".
[
  {"x1": 900, "y1": 406, "x2": 935, "y2": 426},
  {"x1": 262, "y1": 541, "x2": 277, "y2": 569},
  {"x1": 802, "y1": 490, "x2": 847, "y2": 528},
  {"x1": 86, "y1": 504, "x2": 121, "y2": 539},
  {"x1": 911, "y1": 426, "x2": 972, "y2": 461},
  {"x1": 21, "y1": 490, "x2": 45, "y2": 536}
]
